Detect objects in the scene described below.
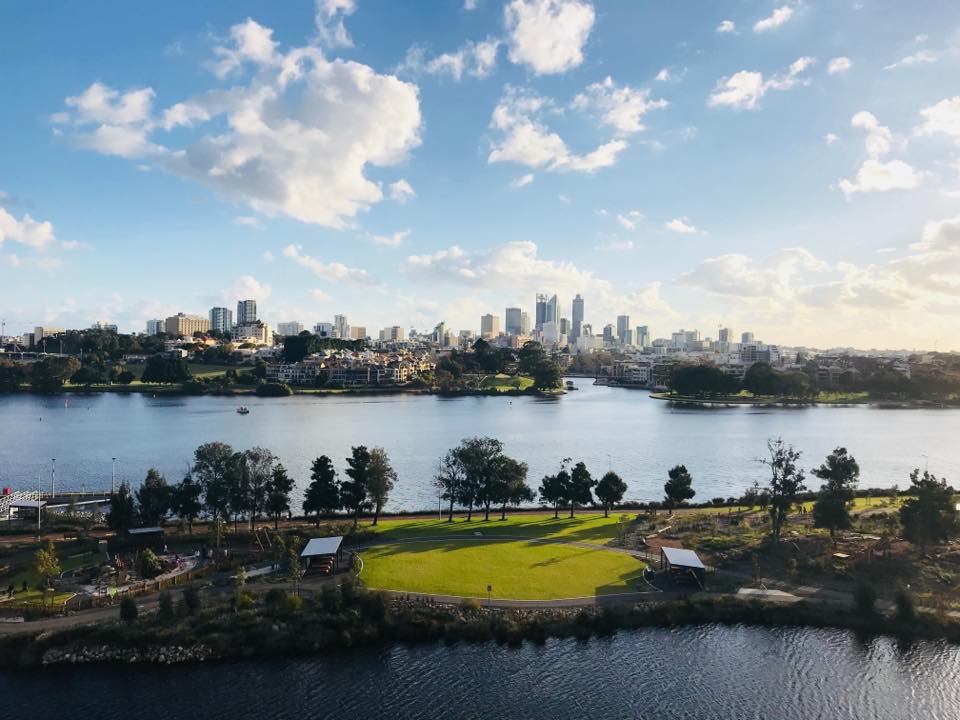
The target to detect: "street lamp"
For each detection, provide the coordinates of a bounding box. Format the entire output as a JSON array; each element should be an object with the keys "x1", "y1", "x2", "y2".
[
  {"x1": 51, "y1": 458, "x2": 56, "y2": 497},
  {"x1": 111, "y1": 457, "x2": 117, "y2": 494}
]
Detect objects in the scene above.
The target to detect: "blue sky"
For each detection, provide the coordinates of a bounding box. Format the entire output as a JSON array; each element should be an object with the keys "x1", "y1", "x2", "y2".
[{"x1": 2, "y1": 0, "x2": 960, "y2": 349}]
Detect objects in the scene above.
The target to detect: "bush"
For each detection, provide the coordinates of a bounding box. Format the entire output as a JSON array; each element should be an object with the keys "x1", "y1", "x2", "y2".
[
  {"x1": 256, "y1": 382, "x2": 293, "y2": 397},
  {"x1": 138, "y1": 548, "x2": 165, "y2": 579},
  {"x1": 120, "y1": 596, "x2": 138, "y2": 625},
  {"x1": 320, "y1": 584, "x2": 343, "y2": 613},
  {"x1": 158, "y1": 591, "x2": 175, "y2": 622},
  {"x1": 461, "y1": 597, "x2": 482, "y2": 611},
  {"x1": 895, "y1": 586, "x2": 915, "y2": 624},
  {"x1": 853, "y1": 581, "x2": 877, "y2": 616},
  {"x1": 264, "y1": 587, "x2": 287, "y2": 611}
]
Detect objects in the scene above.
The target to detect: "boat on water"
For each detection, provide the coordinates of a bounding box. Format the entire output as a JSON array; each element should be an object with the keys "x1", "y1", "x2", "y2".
[{"x1": 236, "y1": 406, "x2": 250, "y2": 415}]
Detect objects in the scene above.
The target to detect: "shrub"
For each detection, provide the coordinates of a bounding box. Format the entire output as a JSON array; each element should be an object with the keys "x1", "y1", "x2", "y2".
[
  {"x1": 120, "y1": 596, "x2": 138, "y2": 625},
  {"x1": 256, "y1": 382, "x2": 293, "y2": 397},
  {"x1": 320, "y1": 584, "x2": 343, "y2": 613},
  {"x1": 461, "y1": 597, "x2": 482, "y2": 611},
  {"x1": 138, "y1": 548, "x2": 165, "y2": 578},
  {"x1": 157, "y1": 591, "x2": 175, "y2": 622},
  {"x1": 362, "y1": 592, "x2": 387, "y2": 622},
  {"x1": 853, "y1": 581, "x2": 877, "y2": 616},
  {"x1": 264, "y1": 587, "x2": 287, "y2": 612},
  {"x1": 895, "y1": 586, "x2": 915, "y2": 624}
]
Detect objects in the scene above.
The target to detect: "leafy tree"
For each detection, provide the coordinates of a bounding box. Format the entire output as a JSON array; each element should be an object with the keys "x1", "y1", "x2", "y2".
[
  {"x1": 595, "y1": 471, "x2": 627, "y2": 517},
  {"x1": 899, "y1": 468, "x2": 958, "y2": 553},
  {"x1": 532, "y1": 359, "x2": 563, "y2": 390},
  {"x1": 341, "y1": 446, "x2": 372, "y2": 525},
  {"x1": 171, "y1": 474, "x2": 203, "y2": 533},
  {"x1": 453, "y1": 437, "x2": 503, "y2": 521},
  {"x1": 119, "y1": 596, "x2": 138, "y2": 625},
  {"x1": 116, "y1": 369, "x2": 135, "y2": 384},
  {"x1": 669, "y1": 364, "x2": 739, "y2": 397},
  {"x1": 242, "y1": 446, "x2": 276, "y2": 528},
  {"x1": 491, "y1": 456, "x2": 532, "y2": 520},
  {"x1": 35, "y1": 540, "x2": 61, "y2": 588},
  {"x1": 226, "y1": 451, "x2": 251, "y2": 532},
  {"x1": 811, "y1": 447, "x2": 860, "y2": 543},
  {"x1": 266, "y1": 463, "x2": 294, "y2": 529},
  {"x1": 518, "y1": 341, "x2": 546, "y2": 375},
  {"x1": 256, "y1": 382, "x2": 293, "y2": 396},
  {"x1": 107, "y1": 481, "x2": 138, "y2": 534},
  {"x1": 70, "y1": 363, "x2": 110, "y2": 387},
  {"x1": 141, "y1": 355, "x2": 191, "y2": 384},
  {"x1": 281, "y1": 334, "x2": 318, "y2": 363},
  {"x1": 664, "y1": 465, "x2": 695, "y2": 510},
  {"x1": 136, "y1": 469, "x2": 171, "y2": 526},
  {"x1": 192, "y1": 442, "x2": 235, "y2": 522},
  {"x1": 30, "y1": 356, "x2": 81, "y2": 393},
  {"x1": 367, "y1": 447, "x2": 397, "y2": 526},
  {"x1": 0, "y1": 360, "x2": 29, "y2": 393},
  {"x1": 742, "y1": 362, "x2": 780, "y2": 396},
  {"x1": 538, "y1": 462, "x2": 571, "y2": 519},
  {"x1": 566, "y1": 461, "x2": 595, "y2": 517},
  {"x1": 434, "y1": 450, "x2": 466, "y2": 522},
  {"x1": 303, "y1": 455, "x2": 340, "y2": 526},
  {"x1": 761, "y1": 438, "x2": 807, "y2": 542}
]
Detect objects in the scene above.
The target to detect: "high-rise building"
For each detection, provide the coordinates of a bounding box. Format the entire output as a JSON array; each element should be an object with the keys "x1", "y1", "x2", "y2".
[
  {"x1": 546, "y1": 294, "x2": 559, "y2": 329},
  {"x1": 505, "y1": 307, "x2": 522, "y2": 335},
  {"x1": 602, "y1": 324, "x2": 614, "y2": 344},
  {"x1": 209, "y1": 307, "x2": 233, "y2": 334},
  {"x1": 535, "y1": 294, "x2": 548, "y2": 330},
  {"x1": 236, "y1": 300, "x2": 257, "y2": 325},
  {"x1": 433, "y1": 322, "x2": 445, "y2": 344},
  {"x1": 333, "y1": 314, "x2": 350, "y2": 339},
  {"x1": 146, "y1": 319, "x2": 163, "y2": 336},
  {"x1": 379, "y1": 326, "x2": 406, "y2": 341},
  {"x1": 314, "y1": 322, "x2": 333, "y2": 337},
  {"x1": 559, "y1": 317, "x2": 570, "y2": 336},
  {"x1": 277, "y1": 321, "x2": 304, "y2": 336},
  {"x1": 541, "y1": 321, "x2": 559, "y2": 344},
  {"x1": 571, "y1": 294, "x2": 584, "y2": 339},
  {"x1": 741, "y1": 331, "x2": 755, "y2": 345},
  {"x1": 636, "y1": 325, "x2": 650, "y2": 348},
  {"x1": 718, "y1": 327, "x2": 733, "y2": 344},
  {"x1": 616, "y1": 315, "x2": 631, "y2": 344},
  {"x1": 520, "y1": 311, "x2": 531, "y2": 335},
  {"x1": 349, "y1": 326, "x2": 367, "y2": 340},
  {"x1": 480, "y1": 314, "x2": 500, "y2": 338},
  {"x1": 165, "y1": 313, "x2": 210, "y2": 337}
]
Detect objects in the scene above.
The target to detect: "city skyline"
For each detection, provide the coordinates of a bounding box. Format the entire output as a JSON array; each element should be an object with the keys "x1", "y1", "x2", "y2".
[{"x1": 2, "y1": 1, "x2": 960, "y2": 350}]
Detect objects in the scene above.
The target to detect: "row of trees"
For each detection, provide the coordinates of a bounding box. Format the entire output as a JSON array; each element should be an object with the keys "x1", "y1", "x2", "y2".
[
  {"x1": 434, "y1": 341, "x2": 563, "y2": 392},
  {"x1": 669, "y1": 362, "x2": 813, "y2": 399},
  {"x1": 301, "y1": 447, "x2": 397, "y2": 526}
]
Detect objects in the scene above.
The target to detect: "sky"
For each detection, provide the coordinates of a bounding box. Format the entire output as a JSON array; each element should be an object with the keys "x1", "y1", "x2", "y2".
[{"x1": 2, "y1": 0, "x2": 960, "y2": 350}]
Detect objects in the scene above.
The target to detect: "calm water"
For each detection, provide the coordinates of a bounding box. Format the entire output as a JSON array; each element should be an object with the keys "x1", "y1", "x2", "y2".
[
  {"x1": 1, "y1": 384, "x2": 958, "y2": 510},
  {"x1": 2, "y1": 625, "x2": 960, "y2": 720}
]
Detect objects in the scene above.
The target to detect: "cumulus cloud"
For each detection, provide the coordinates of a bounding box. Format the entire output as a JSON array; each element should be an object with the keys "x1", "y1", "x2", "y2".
[
  {"x1": 707, "y1": 57, "x2": 814, "y2": 110},
  {"x1": 915, "y1": 97, "x2": 960, "y2": 144},
  {"x1": 488, "y1": 86, "x2": 627, "y2": 173},
  {"x1": 389, "y1": 179, "x2": 416, "y2": 202},
  {"x1": 827, "y1": 56, "x2": 852, "y2": 75},
  {"x1": 571, "y1": 76, "x2": 667, "y2": 135},
  {"x1": 716, "y1": 20, "x2": 736, "y2": 33},
  {"x1": 314, "y1": 0, "x2": 357, "y2": 49},
  {"x1": 57, "y1": 18, "x2": 423, "y2": 230},
  {"x1": 504, "y1": 0, "x2": 595, "y2": 75},
  {"x1": 825, "y1": 132, "x2": 839, "y2": 144},
  {"x1": 838, "y1": 111, "x2": 920, "y2": 196},
  {"x1": 219, "y1": 275, "x2": 273, "y2": 305},
  {"x1": 370, "y1": 229, "x2": 411, "y2": 247},
  {"x1": 753, "y1": 5, "x2": 794, "y2": 33},
  {"x1": 398, "y1": 38, "x2": 500, "y2": 80},
  {"x1": 283, "y1": 244, "x2": 377, "y2": 284},
  {"x1": 665, "y1": 217, "x2": 701, "y2": 234},
  {"x1": 616, "y1": 210, "x2": 643, "y2": 230},
  {"x1": 0, "y1": 207, "x2": 57, "y2": 250}
]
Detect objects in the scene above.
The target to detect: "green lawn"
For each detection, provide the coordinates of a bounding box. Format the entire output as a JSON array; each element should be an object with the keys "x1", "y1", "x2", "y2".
[
  {"x1": 359, "y1": 537, "x2": 645, "y2": 600},
  {"x1": 477, "y1": 374, "x2": 534, "y2": 392}
]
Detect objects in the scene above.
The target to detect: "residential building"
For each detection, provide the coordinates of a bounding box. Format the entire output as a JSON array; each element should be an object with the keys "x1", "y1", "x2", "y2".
[
  {"x1": 334, "y1": 314, "x2": 350, "y2": 339},
  {"x1": 165, "y1": 313, "x2": 210, "y2": 337},
  {"x1": 146, "y1": 319, "x2": 163, "y2": 336},
  {"x1": 379, "y1": 326, "x2": 406, "y2": 341},
  {"x1": 505, "y1": 307, "x2": 522, "y2": 335},
  {"x1": 571, "y1": 294, "x2": 584, "y2": 340},
  {"x1": 90, "y1": 321, "x2": 118, "y2": 333},
  {"x1": 236, "y1": 300, "x2": 257, "y2": 326},
  {"x1": 277, "y1": 321, "x2": 304, "y2": 337},
  {"x1": 741, "y1": 331, "x2": 755, "y2": 345},
  {"x1": 234, "y1": 321, "x2": 273, "y2": 346},
  {"x1": 617, "y1": 315, "x2": 631, "y2": 345},
  {"x1": 480, "y1": 314, "x2": 500, "y2": 339},
  {"x1": 348, "y1": 326, "x2": 367, "y2": 341},
  {"x1": 520, "y1": 311, "x2": 531, "y2": 335},
  {"x1": 209, "y1": 307, "x2": 233, "y2": 334}
]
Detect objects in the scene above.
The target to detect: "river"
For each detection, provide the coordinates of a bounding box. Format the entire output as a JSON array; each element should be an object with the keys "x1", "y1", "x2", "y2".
[
  {"x1": 2, "y1": 625, "x2": 959, "y2": 719},
  {"x1": 0, "y1": 383, "x2": 957, "y2": 510}
]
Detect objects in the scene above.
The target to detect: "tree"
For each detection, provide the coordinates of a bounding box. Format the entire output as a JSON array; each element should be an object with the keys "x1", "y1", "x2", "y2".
[
  {"x1": 434, "y1": 450, "x2": 466, "y2": 522},
  {"x1": 171, "y1": 474, "x2": 203, "y2": 533},
  {"x1": 141, "y1": 355, "x2": 191, "y2": 384},
  {"x1": 532, "y1": 359, "x2": 563, "y2": 390},
  {"x1": 595, "y1": 471, "x2": 627, "y2": 517},
  {"x1": 761, "y1": 438, "x2": 806, "y2": 543},
  {"x1": 119, "y1": 596, "x2": 138, "y2": 625},
  {"x1": 367, "y1": 447, "x2": 397, "y2": 526},
  {"x1": 266, "y1": 463, "x2": 294, "y2": 530},
  {"x1": 192, "y1": 442, "x2": 235, "y2": 522},
  {"x1": 242, "y1": 447, "x2": 276, "y2": 528},
  {"x1": 664, "y1": 465, "x2": 695, "y2": 511},
  {"x1": 0, "y1": 360, "x2": 28, "y2": 393},
  {"x1": 453, "y1": 437, "x2": 503, "y2": 521},
  {"x1": 491, "y1": 456, "x2": 532, "y2": 520},
  {"x1": 899, "y1": 468, "x2": 958, "y2": 553},
  {"x1": 566, "y1": 461, "x2": 595, "y2": 517},
  {"x1": 538, "y1": 461, "x2": 571, "y2": 519},
  {"x1": 136, "y1": 469, "x2": 171, "y2": 527},
  {"x1": 35, "y1": 540, "x2": 61, "y2": 589},
  {"x1": 341, "y1": 446, "x2": 372, "y2": 525},
  {"x1": 811, "y1": 447, "x2": 860, "y2": 543},
  {"x1": 30, "y1": 356, "x2": 81, "y2": 393},
  {"x1": 303, "y1": 455, "x2": 340, "y2": 526},
  {"x1": 107, "y1": 481, "x2": 137, "y2": 534},
  {"x1": 226, "y1": 451, "x2": 251, "y2": 532}
]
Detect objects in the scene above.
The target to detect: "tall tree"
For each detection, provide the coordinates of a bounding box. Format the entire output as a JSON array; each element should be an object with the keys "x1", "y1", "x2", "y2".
[
  {"x1": 35, "y1": 540, "x2": 61, "y2": 589},
  {"x1": 761, "y1": 438, "x2": 806, "y2": 543},
  {"x1": 192, "y1": 442, "x2": 234, "y2": 523},
  {"x1": 107, "y1": 481, "x2": 137, "y2": 534},
  {"x1": 595, "y1": 471, "x2": 627, "y2": 517},
  {"x1": 266, "y1": 463, "x2": 294, "y2": 530},
  {"x1": 303, "y1": 455, "x2": 340, "y2": 526},
  {"x1": 136, "y1": 469, "x2": 171, "y2": 527},
  {"x1": 341, "y1": 446, "x2": 372, "y2": 525},
  {"x1": 664, "y1": 465, "x2": 695, "y2": 511},
  {"x1": 242, "y1": 446, "x2": 276, "y2": 528},
  {"x1": 30, "y1": 356, "x2": 81, "y2": 393},
  {"x1": 538, "y1": 461, "x2": 571, "y2": 519},
  {"x1": 899, "y1": 468, "x2": 958, "y2": 553},
  {"x1": 226, "y1": 451, "x2": 252, "y2": 532},
  {"x1": 453, "y1": 437, "x2": 503, "y2": 521},
  {"x1": 811, "y1": 447, "x2": 860, "y2": 543},
  {"x1": 434, "y1": 450, "x2": 466, "y2": 522},
  {"x1": 566, "y1": 461, "x2": 595, "y2": 517},
  {"x1": 367, "y1": 447, "x2": 397, "y2": 526},
  {"x1": 171, "y1": 474, "x2": 203, "y2": 533},
  {"x1": 493, "y1": 457, "x2": 532, "y2": 520}
]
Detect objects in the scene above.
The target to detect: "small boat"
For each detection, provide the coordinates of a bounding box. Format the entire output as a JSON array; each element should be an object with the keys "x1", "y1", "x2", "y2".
[{"x1": 236, "y1": 406, "x2": 250, "y2": 415}]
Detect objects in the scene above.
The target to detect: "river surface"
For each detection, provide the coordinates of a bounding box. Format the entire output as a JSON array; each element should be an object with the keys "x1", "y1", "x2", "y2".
[
  {"x1": 0, "y1": 383, "x2": 958, "y2": 510},
  {"x1": 2, "y1": 625, "x2": 960, "y2": 719}
]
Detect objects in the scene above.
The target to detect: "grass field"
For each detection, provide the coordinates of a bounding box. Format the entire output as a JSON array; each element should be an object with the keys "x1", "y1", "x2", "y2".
[
  {"x1": 359, "y1": 537, "x2": 645, "y2": 600},
  {"x1": 366, "y1": 513, "x2": 629, "y2": 545},
  {"x1": 476, "y1": 374, "x2": 534, "y2": 392}
]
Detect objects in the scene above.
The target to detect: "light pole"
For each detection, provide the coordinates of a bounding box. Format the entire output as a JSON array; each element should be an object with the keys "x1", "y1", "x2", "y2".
[
  {"x1": 37, "y1": 468, "x2": 42, "y2": 539},
  {"x1": 111, "y1": 457, "x2": 117, "y2": 495},
  {"x1": 51, "y1": 458, "x2": 56, "y2": 497}
]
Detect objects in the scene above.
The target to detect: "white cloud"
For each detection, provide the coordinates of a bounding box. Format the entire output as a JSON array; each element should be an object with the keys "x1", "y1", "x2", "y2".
[
  {"x1": 233, "y1": 215, "x2": 262, "y2": 228},
  {"x1": 310, "y1": 288, "x2": 332, "y2": 301},
  {"x1": 911, "y1": 215, "x2": 960, "y2": 253},
  {"x1": 263, "y1": 250, "x2": 274, "y2": 262},
  {"x1": 511, "y1": 173, "x2": 535, "y2": 188},
  {"x1": 464, "y1": 0, "x2": 478, "y2": 9},
  {"x1": 398, "y1": 38, "x2": 500, "y2": 80},
  {"x1": 838, "y1": 111, "x2": 920, "y2": 196},
  {"x1": 222, "y1": 275, "x2": 272, "y2": 304},
  {"x1": 753, "y1": 5, "x2": 794, "y2": 33},
  {"x1": 884, "y1": 49, "x2": 937, "y2": 71},
  {"x1": 616, "y1": 210, "x2": 643, "y2": 230},
  {"x1": 283, "y1": 244, "x2": 377, "y2": 284},
  {"x1": 825, "y1": 132, "x2": 839, "y2": 144},
  {"x1": 594, "y1": 238, "x2": 634, "y2": 251},
  {"x1": 665, "y1": 217, "x2": 700, "y2": 234},
  {"x1": 489, "y1": 86, "x2": 627, "y2": 173},
  {"x1": 915, "y1": 97, "x2": 960, "y2": 143},
  {"x1": 504, "y1": 0, "x2": 595, "y2": 75},
  {"x1": 707, "y1": 57, "x2": 814, "y2": 110},
  {"x1": 60, "y1": 20, "x2": 423, "y2": 229},
  {"x1": 827, "y1": 56, "x2": 852, "y2": 75},
  {"x1": 716, "y1": 20, "x2": 736, "y2": 33},
  {"x1": 314, "y1": 0, "x2": 357, "y2": 49},
  {"x1": 389, "y1": 179, "x2": 416, "y2": 202},
  {"x1": 370, "y1": 229, "x2": 411, "y2": 247},
  {"x1": 655, "y1": 68, "x2": 670, "y2": 82},
  {"x1": 0, "y1": 207, "x2": 56, "y2": 249},
  {"x1": 571, "y1": 76, "x2": 667, "y2": 135}
]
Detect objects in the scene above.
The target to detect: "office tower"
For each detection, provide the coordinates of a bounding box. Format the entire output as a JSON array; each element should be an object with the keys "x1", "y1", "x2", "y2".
[
  {"x1": 617, "y1": 315, "x2": 631, "y2": 344},
  {"x1": 146, "y1": 319, "x2": 163, "y2": 336},
  {"x1": 313, "y1": 322, "x2": 333, "y2": 337},
  {"x1": 349, "y1": 326, "x2": 367, "y2": 340},
  {"x1": 505, "y1": 307, "x2": 522, "y2": 335},
  {"x1": 333, "y1": 314, "x2": 350, "y2": 339},
  {"x1": 571, "y1": 294, "x2": 584, "y2": 339},
  {"x1": 535, "y1": 294, "x2": 548, "y2": 330},
  {"x1": 277, "y1": 321, "x2": 304, "y2": 336},
  {"x1": 636, "y1": 325, "x2": 650, "y2": 348},
  {"x1": 209, "y1": 307, "x2": 233, "y2": 334},
  {"x1": 236, "y1": 299, "x2": 257, "y2": 325},
  {"x1": 520, "y1": 311, "x2": 531, "y2": 335},
  {"x1": 741, "y1": 331, "x2": 755, "y2": 345},
  {"x1": 480, "y1": 314, "x2": 500, "y2": 338},
  {"x1": 433, "y1": 322, "x2": 445, "y2": 344},
  {"x1": 559, "y1": 317, "x2": 570, "y2": 336},
  {"x1": 602, "y1": 324, "x2": 614, "y2": 343},
  {"x1": 541, "y1": 321, "x2": 559, "y2": 344},
  {"x1": 546, "y1": 294, "x2": 559, "y2": 329},
  {"x1": 379, "y1": 326, "x2": 405, "y2": 341},
  {"x1": 718, "y1": 327, "x2": 732, "y2": 344}
]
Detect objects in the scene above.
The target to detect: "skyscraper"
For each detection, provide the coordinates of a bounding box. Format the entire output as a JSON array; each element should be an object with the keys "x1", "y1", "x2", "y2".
[
  {"x1": 559, "y1": 317, "x2": 570, "y2": 336},
  {"x1": 616, "y1": 315, "x2": 631, "y2": 345},
  {"x1": 209, "y1": 307, "x2": 233, "y2": 334},
  {"x1": 236, "y1": 299, "x2": 257, "y2": 325},
  {"x1": 505, "y1": 307, "x2": 522, "y2": 335},
  {"x1": 334, "y1": 314, "x2": 350, "y2": 339},
  {"x1": 535, "y1": 294, "x2": 548, "y2": 330},
  {"x1": 535, "y1": 293, "x2": 559, "y2": 331},
  {"x1": 741, "y1": 331, "x2": 755, "y2": 345},
  {"x1": 719, "y1": 327, "x2": 733, "y2": 344},
  {"x1": 520, "y1": 311, "x2": 531, "y2": 335},
  {"x1": 571, "y1": 294, "x2": 584, "y2": 340},
  {"x1": 480, "y1": 314, "x2": 500, "y2": 338},
  {"x1": 277, "y1": 321, "x2": 304, "y2": 336},
  {"x1": 636, "y1": 325, "x2": 650, "y2": 348}
]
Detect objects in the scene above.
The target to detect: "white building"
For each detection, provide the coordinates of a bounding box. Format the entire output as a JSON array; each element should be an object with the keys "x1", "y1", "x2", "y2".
[{"x1": 277, "y1": 321, "x2": 304, "y2": 336}]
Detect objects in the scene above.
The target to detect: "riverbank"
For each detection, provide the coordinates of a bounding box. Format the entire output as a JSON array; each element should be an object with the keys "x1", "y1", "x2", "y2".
[{"x1": 648, "y1": 391, "x2": 960, "y2": 408}]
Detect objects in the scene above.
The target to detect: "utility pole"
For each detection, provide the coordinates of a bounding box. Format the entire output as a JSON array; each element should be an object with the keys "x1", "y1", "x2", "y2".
[
  {"x1": 111, "y1": 457, "x2": 117, "y2": 494},
  {"x1": 51, "y1": 458, "x2": 56, "y2": 497}
]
